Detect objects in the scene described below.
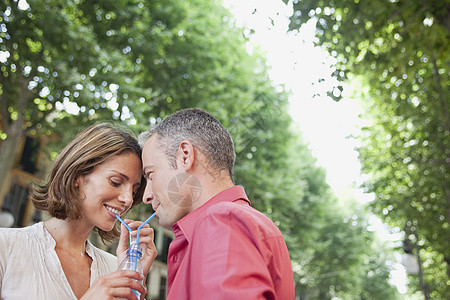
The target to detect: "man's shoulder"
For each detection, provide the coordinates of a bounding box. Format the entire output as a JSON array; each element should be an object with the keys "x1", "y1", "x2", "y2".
[
  {"x1": 205, "y1": 199, "x2": 255, "y2": 216},
  {"x1": 204, "y1": 201, "x2": 282, "y2": 236},
  {"x1": 207, "y1": 199, "x2": 266, "y2": 216}
]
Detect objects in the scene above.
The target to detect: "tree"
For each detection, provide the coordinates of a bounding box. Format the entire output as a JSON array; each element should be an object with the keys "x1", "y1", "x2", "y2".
[
  {"x1": 0, "y1": 0, "x2": 255, "y2": 187},
  {"x1": 284, "y1": 0, "x2": 449, "y2": 298},
  {"x1": 1, "y1": 0, "x2": 301, "y2": 256},
  {"x1": 2, "y1": 0, "x2": 404, "y2": 298},
  {"x1": 0, "y1": 0, "x2": 154, "y2": 186},
  {"x1": 243, "y1": 121, "x2": 401, "y2": 299}
]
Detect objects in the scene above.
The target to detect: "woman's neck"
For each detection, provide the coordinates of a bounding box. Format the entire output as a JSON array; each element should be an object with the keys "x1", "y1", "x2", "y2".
[{"x1": 44, "y1": 217, "x2": 93, "y2": 254}]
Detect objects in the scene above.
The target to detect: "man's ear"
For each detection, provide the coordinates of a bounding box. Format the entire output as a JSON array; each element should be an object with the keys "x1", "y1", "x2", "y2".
[{"x1": 177, "y1": 140, "x2": 195, "y2": 171}]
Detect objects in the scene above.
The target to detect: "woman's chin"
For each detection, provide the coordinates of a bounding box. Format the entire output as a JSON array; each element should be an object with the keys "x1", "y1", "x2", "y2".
[{"x1": 97, "y1": 222, "x2": 116, "y2": 232}]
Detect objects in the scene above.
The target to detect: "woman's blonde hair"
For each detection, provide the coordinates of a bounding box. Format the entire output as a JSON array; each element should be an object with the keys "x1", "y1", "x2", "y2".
[{"x1": 30, "y1": 123, "x2": 145, "y2": 242}]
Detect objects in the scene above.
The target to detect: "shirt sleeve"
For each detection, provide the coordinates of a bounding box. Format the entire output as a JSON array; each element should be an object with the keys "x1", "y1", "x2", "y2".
[
  {"x1": 188, "y1": 207, "x2": 276, "y2": 300},
  {"x1": 0, "y1": 229, "x2": 6, "y2": 296}
]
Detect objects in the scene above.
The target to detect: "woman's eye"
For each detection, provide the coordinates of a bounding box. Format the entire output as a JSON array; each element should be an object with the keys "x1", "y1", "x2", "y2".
[{"x1": 110, "y1": 180, "x2": 120, "y2": 187}]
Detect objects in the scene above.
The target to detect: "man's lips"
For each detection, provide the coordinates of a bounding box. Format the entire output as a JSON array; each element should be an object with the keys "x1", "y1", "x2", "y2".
[{"x1": 152, "y1": 203, "x2": 159, "y2": 213}]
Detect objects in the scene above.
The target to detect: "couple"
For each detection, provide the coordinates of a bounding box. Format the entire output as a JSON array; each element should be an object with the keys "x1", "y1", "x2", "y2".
[{"x1": 0, "y1": 108, "x2": 295, "y2": 299}]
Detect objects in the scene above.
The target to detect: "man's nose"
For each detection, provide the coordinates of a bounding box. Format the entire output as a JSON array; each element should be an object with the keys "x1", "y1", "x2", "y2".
[{"x1": 142, "y1": 183, "x2": 154, "y2": 205}]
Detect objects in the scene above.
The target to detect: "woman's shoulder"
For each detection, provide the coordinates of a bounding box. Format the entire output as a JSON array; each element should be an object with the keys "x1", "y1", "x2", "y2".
[
  {"x1": 0, "y1": 222, "x2": 43, "y2": 241},
  {"x1": 0, "y1": 223, "x2": 45, "y2": 261}
]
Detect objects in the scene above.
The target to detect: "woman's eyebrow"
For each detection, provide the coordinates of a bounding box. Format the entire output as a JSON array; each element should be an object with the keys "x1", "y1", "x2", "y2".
[{"x1": 111, "y1": 170, "x2": 130, "y2": 180}]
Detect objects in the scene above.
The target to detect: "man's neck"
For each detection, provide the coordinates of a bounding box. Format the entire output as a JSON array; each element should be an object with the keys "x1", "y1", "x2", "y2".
[{"x1": 191, "y1": 175, "x2": 234, "y2": 211}]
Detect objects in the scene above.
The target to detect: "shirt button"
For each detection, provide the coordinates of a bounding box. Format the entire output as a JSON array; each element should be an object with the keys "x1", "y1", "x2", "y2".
[{"x1": 173, "y1": 255, "x2": 178, "y2": 262}]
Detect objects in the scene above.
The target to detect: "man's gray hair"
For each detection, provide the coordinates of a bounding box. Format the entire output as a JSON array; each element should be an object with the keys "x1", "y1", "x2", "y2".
[{"x1": 139, "y1": 108, "x2": 236, "y2": 179}]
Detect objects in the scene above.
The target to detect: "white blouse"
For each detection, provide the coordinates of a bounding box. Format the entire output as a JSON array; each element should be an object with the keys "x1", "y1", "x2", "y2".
[{"x1": 0, "y1": 222, "x2": 117, "y2": 299}]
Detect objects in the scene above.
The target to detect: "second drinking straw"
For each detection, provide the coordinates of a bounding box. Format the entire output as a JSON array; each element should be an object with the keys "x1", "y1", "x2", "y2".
[
  {"x1": 115, "y1": 214, "x2": 133, "y2": 245},
  {"x1": 115, "y1": 211, "x2": 157, "y2": 241},
  {"x1": 135, "y1": 212, "x2": 157, "y2": 247},
  {"x1": 115, "y1": 212, "x2": 157, "y2": 272}
]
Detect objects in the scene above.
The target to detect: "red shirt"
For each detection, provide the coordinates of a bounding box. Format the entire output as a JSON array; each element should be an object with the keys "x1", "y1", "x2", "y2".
[{"x1": 166, "y1": 185, "x2": 295, "y2": 299}]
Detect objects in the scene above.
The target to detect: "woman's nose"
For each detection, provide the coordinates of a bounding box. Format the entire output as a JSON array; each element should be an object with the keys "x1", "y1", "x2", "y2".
[{"x1": 118, "y1": 188, "x2": 134, "y2": 208}]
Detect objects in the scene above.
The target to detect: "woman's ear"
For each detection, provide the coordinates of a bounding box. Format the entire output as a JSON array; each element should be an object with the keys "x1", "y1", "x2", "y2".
[{"x1": 74, "y1": 177, "x2": 80, "y2": 188}]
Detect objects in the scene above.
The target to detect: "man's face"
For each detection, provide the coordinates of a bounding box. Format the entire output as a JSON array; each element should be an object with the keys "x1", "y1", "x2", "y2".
[{"x1": 141, "y1": 135, "x2": 193, "y2": 230}]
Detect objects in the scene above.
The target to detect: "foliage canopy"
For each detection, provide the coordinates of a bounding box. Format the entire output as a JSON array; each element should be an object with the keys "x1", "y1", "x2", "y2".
[
  {"x1": 1, "y1": 0, "x2": 405, "y2": 298},
  {"x1": 284, "y1": 0, "x2": 449, "y2": 298}
]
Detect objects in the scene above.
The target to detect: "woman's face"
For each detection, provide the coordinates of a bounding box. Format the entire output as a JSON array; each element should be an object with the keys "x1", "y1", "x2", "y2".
[{"x1": 76, "y1": 152, "x2": 142, "y2": 232}]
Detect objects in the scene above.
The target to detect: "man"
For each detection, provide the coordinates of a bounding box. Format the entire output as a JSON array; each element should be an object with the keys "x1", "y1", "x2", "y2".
[{"x1": 139, "y1": 108, "x2": 295, "y2": 299}]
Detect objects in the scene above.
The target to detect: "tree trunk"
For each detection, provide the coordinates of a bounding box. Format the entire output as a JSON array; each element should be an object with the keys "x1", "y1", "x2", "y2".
[{"x1": 0, "y1": 78, "x2": 29, "y2": 199}]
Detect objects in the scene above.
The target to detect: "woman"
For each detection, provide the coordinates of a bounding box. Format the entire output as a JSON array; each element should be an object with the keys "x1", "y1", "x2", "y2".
[{"x1": 0, "y1": 123, "x2": 157, "y2": 300}]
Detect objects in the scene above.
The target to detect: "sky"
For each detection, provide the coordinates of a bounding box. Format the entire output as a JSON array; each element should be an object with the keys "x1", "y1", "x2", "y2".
[
  {"x1": 222, "y1": 0, "x2": 409, "y2": 294},
  {"x1": 223, "y1": 0, "x2": 364, "y2": 195}
]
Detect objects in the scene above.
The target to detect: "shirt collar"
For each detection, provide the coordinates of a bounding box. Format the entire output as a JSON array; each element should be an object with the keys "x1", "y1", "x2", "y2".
[{"x1": 173, "y1": 185, "x2": 250, "y2": 242}]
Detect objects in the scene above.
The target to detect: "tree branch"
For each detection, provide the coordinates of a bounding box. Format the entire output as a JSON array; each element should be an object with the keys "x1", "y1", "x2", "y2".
[{"x1": 431, "y1": 57, "x2": 450, "y2": 132}]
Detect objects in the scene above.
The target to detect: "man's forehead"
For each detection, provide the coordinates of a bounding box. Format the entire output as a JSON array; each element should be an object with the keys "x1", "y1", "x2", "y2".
[
  {"x1": 143, "y1": 135, "x2": 158, "y2": 149},
  {"x1": 142, "y1": 136, "x2": 163, "y2": 162}
]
